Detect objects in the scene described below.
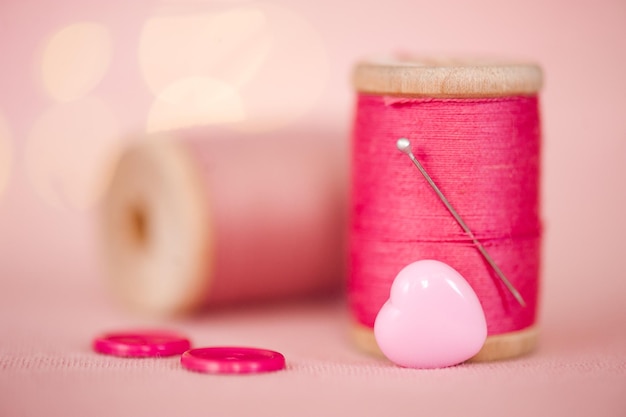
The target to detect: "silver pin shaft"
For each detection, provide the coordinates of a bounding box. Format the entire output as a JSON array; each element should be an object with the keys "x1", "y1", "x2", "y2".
[{"x1": 396, "y1": 138, "x2": 526, "y2": 307}]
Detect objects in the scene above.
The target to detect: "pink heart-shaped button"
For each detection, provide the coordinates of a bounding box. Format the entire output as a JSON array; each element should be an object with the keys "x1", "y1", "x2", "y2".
[{"x1": 374, "y1": 259, "x2": 487, "y2": 368}]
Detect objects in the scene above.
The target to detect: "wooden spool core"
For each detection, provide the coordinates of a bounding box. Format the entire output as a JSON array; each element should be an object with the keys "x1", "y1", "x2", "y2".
[{"x1": 351, "y1": 58, "x2": 542, "y2": 362}]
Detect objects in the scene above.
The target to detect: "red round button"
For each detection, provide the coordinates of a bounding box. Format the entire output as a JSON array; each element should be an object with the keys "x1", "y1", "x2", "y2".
[
  {"x1": 93, "y1": 331, "x2": 191, "y2": 357},
  {"x1": 181, "y1": 347, "x2": 286, "y2": 374}
]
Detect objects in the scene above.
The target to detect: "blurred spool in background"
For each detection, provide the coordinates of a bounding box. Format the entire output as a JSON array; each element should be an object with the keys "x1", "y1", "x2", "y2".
[
  {"x1": 349, "y1": 58, "x2": 543, "y2": 362},
  {"x1": 100, "y1": 128, "x2": 346, "y2": 314}
]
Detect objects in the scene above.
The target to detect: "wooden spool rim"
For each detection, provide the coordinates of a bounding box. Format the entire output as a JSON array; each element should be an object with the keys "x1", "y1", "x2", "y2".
[
  {"x1": 351, "y1": 323, "x2": 539, "y2": 363},
  {"x1": 353, "y1": 57, "x2": 543, "y2": 97}
]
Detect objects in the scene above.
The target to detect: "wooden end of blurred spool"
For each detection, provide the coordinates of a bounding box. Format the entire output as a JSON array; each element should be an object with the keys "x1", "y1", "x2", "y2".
[{"x1": 100, "y1": 135, "x2": 212, "y2": 315}]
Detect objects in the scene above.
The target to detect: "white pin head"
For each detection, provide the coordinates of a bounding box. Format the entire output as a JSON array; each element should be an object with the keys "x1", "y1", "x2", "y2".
[{"x1": 396, "y1": 138, "x2": 412, "y2": 155}]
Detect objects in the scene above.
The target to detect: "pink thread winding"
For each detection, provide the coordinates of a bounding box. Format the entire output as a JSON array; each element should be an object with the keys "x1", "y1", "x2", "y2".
[{"x1": 349, "y1": 94, "x2": 542, "y2": 335}]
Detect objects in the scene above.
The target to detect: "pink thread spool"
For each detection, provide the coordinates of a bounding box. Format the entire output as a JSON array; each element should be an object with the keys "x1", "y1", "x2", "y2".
[
  {"x1": 349, "y1": 59, "x2": 543, "y2": 361},
  {"x1": 100, "y1": 128, "x2": 345, "y2": 314}
]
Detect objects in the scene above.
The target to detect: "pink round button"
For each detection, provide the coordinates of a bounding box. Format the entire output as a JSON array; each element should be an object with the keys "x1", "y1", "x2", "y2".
[
  {"x1": 181, "y1": 347, "x2": 286, "y2": 374},
  {"x1": 93, "y1": 331, "x2": 191, "y2": 357}
]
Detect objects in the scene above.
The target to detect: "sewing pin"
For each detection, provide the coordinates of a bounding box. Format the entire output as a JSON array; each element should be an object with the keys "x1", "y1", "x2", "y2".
[{"x1": 396, "y1": 138, "x2": 526, "y2": 307}]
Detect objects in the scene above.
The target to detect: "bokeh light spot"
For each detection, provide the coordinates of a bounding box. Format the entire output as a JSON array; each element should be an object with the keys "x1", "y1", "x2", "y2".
[
  {"x1": 0, "y1": 112, "x2": 12, "y2": 200},
  {"x1": 139, "y1": 8, "x2": 272, "y2": 96},
  {"x1": 140, "y1": 3, "x2": 329, "y2": 133},
  {"x1": 25, "y1": 98, "x2": 121, "y2": 210},
  {"x1": 146, "y1": 77, "x2": 245, "y2": 133},
  {"x1": 41, "y1": 22, "x2": 113, "y2": 102},
  {"x1": 223, "y1": 3, "x2": 330, "y2": 132}
]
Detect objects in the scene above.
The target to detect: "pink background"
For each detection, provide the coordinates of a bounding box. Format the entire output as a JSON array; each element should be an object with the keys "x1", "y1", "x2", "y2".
[{"x1": 0, "y1": 0, "x2": 625, "y2": 415}]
